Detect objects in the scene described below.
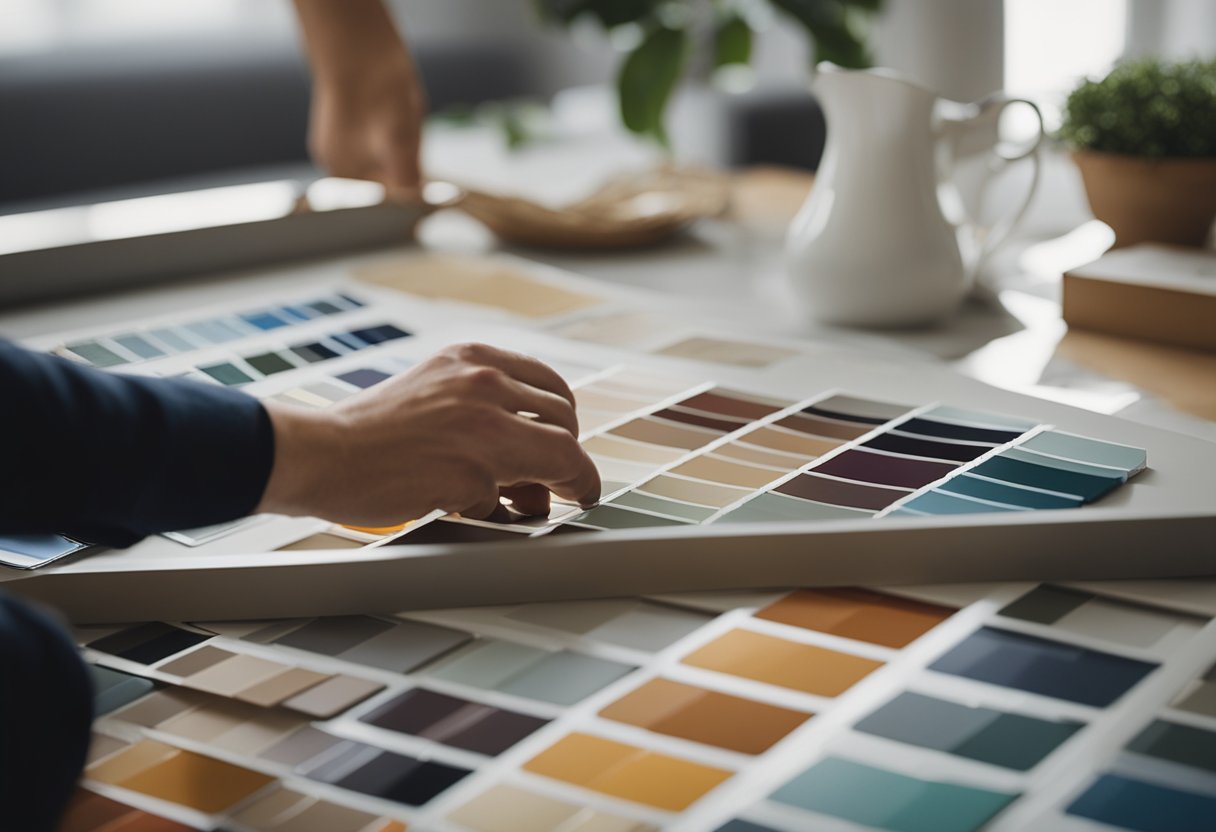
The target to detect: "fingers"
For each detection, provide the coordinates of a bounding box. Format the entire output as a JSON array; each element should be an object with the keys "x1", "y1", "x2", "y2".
[
  {"x1": 448, "y1": 343, "x2": 576, "y2": 411},
  {"x1": 501, "y1": 484, "x2": 551, "y2": 517},
  {"x1": 497, "y1": 376, "x2": 580, "y2": 438},
  {"x1": 494, "y1": 419, "x2": 602, "y2": 508}
]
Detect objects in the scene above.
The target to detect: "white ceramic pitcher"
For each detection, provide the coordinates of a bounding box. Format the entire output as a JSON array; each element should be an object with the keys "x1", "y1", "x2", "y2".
[{"x1": 786, "y1": 64, "x2": 1044, "y2": 327}]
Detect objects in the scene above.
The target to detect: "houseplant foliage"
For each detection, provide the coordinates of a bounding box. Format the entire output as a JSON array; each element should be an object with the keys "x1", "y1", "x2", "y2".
[
  {"x1": 1059, "y1": 57, "x2": 1216, "y2": 247},
  {"x1": 534, "y1": 0, "x2": 882, "y2": 145}
]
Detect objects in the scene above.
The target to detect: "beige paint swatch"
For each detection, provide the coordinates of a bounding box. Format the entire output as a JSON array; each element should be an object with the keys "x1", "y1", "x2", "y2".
[
  {"x1": 638, "y1": 476, "x2": 751, "y2": 508},
  {"x1": 357, "y1": 253, "x2": 603, "y2": 318},
  {"x1": 655, "y1": 336, "x2": 800, "y2": 368}
]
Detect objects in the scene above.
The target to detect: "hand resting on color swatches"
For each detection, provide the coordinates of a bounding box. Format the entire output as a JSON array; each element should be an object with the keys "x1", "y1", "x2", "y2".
[{"x1": 256, "y1": 343, "x2": 601, "y2": 525}]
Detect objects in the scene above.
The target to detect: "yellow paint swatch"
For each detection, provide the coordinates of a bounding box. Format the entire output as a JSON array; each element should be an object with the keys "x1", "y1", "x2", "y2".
[
  {"x1": 357, "y1": 253, "x2": 603, "y2": 319},
  {"x1": 87, "y1": 740, "x2": 273, "y2": 813},
  {"x1": 524, "y1": 733, "x2": 730, "y2": 811},
  {"x1": 682, "y1": 629, "x2": 882, "y2": 696}
]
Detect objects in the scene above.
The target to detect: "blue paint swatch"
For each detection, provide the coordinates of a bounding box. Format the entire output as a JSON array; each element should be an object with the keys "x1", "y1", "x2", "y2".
[
  {"x1": 336, "y1": 368, "x2": 392, "y2": 389},
  {"x1": 930, "y1": 627, "x2": 1157, "y2": 707},
  {"x1": 1066, "y1": 774, "x2": 1216, "y2": 832},
  {"x1": 350, "y1": 324, "x2": 411, "y2": 344},
  {"x1": 771, "y1": 756, "x2": 1018, "y2": 832},
  {"x1": 902, "y1": 491, "x2": 1024, "y2": 515},
  {"x1": 332, "y1": 332, "x2": 371, "y2": 351},
  {"x1": 0, "y1": 533, "x2": 86, "y2": 565},
  {"x1": 241, "y1": 311, "x2": 290, "y2": 331},
  {"x1": 895, "y1": 417, "x2": 1024, "y2": 445}
]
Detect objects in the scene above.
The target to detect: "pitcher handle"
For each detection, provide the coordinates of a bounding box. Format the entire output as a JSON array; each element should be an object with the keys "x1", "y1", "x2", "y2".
[{"x1": 968, "y1": 94, "x2": 1045, "y2": 263}]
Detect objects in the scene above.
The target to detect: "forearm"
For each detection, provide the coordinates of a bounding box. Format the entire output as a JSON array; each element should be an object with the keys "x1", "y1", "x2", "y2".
[
  {"x1": 0, "y1": 342, "x2": 273, "y2": 546},
  {"x1": 292, "y1": 0, "x2": 407, "y2": 82}
]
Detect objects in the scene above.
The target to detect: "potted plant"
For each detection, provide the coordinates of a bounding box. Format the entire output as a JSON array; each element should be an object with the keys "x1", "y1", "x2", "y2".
[
  {"x1": 1060, "y1": 57, "x2": 1216, "y2": 248},
  {"x1": 533, "y1": 0, "x2": 882, "y2": 146}
]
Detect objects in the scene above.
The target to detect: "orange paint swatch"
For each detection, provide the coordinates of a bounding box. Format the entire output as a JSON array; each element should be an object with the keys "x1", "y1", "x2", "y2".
[
  {"x1": 757, "y1": 588, "x2": 955, "y2": 648},
  {"x1": 524, "y1": 733, "x2": 731, "y2": 811},
  {"x1": 87, "y1": 740, "x2": 273, "y2": 813},
  {"x1": 600, "y1": 678, "x2": 810, "y2": 754},
  {"x1": 59, "y1": 788, "x2": 194, "y2": 832},
  {"x1": 682, "y1": 629, "x2": 882, "y2": 696}
]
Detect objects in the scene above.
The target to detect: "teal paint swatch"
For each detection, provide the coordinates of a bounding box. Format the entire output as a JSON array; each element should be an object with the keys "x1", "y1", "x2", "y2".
[
  {"x1": 1020, "y1": 430, "x2": 1146, "y2": 473},
  {"x1": 1002, "y1": 447, "x2": 1128, "y2": 479},
  {"x1": 923, "y1": 406, "x2": 1037, "y2": 432},
  {"x1": 1067, "y1": 773, "x2": 1216, "y2": 832},
  {"x1": 854, "y1": 692, "x2": 1082, "y2": 771},
  {"x1": 113, "y1": 333, "x2": 165, "y2": 360},
  {"x1": 970, "y1": 455, "x2": 1122, "y2": 502},
  {"x1": 940, "y1": 475, "x2": 1083, "y2": 510},
  {"x1": 903, "y1": 490, "x2": 1024, "y2": 515},
  {"x1": 198, "y1": 362, "x2": 255, "y2": 386},
  {"x1": 714, "y1": 492, "x2": 872, "y2": 524},
  {"x1": 1126, "y1": 720, "x2": 1216, "y2": 774},
  {"x1": 771, "y1": 757, "x2": 1018, "y2": 832},
  {"x1": 66, "y1": 341, "x2": 127, "y2": 367},
  {"x1": 610, "y1": 490, "x2": 717, "y2": 522}
]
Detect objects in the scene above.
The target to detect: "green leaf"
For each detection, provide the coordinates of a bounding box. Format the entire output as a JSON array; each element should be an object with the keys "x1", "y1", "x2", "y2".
[
  {"x1": 714, "y1": 14, "x2": 753, "y2": 68},
  {"x1": 767, "y1": 0, "x2": 877, "y2": 68},
  {"x1": 617, "y1": 24, "x2": 689, "y2": 145},
  {"x1": 534, "y1": 0, "x2": 661, "y2": 28}
]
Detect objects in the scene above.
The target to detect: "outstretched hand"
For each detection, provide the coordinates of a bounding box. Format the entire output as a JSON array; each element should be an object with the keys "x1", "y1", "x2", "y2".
[{"x1": 257, "y1": 343, "x2": 601, "y2": 526}]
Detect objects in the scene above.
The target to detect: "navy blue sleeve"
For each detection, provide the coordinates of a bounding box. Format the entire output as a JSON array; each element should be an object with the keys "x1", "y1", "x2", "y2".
[{"x1": 0, "y1": 339, "x2": 275, "y2": 547}]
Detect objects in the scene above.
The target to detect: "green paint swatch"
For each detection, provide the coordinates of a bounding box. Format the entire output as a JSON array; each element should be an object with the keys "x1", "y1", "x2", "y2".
[
  {"x1": 713, "y1": 492, "x2": 871, "y2": 524},
  {"x1": 999, "y1": 585, "x2": 1089, "y2": 625},
  {"x1": 610, "y1": 491, "x2": 717, "y2": 522},
  {"x1": 1127, "y1": 720, "x2": 1216, "y2": 774},
  {"x1": 771, "y1": 757, "x2": 1018, "y2": 832},
  {"x1": 66, "y1": 341, "x2": 127, "y2": 367},
  {"x1": 244, "y1": 351, "x2": 296, "y2": 376},
  {"x1": 570, "y1": 504, "x2": 691, "y2": 530},
  {"x1": 198, "y1": 362, "x2": 254, "y2": 386},
  {"x1": 854, "y1": 692, "x2": 1081, "y2": 771}
]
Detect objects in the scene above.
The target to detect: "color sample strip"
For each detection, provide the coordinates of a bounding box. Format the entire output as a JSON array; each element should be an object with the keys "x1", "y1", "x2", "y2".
[
  {"x1": 199, "y1": 361, "x2": 255, "y2": 386},
  {"x1": 581, "y1": 434, "x2": 685, "y2": 465},
  {"x1": 448, "y1": 783, "x2": 658, "y2": 832},
  {"x1": 774, "y1": 413, "x2": 869, "y2": 441},
  {"x1": 426, "y1": 639, "x2": 636, "y2": 706},
  {"x1": 302, "y1": 742, "x2": 469, "y2": 807},
  {"x1": 774, "y1": 473, "x2": 906, "y2": 511},
  {"x1": 770, "y1": 756, "x2": 1017, "y2": 832},
  {"x1": 610, "y1": 417, "x2": 721, "y2": 451},
  {"x1": 971, "y1": 453, "x2": 1124, "y2": 502},
  {"x1": 757, "y1": 588, "x2": 955, "y2": 648},
  {"x1": 680, "y1": 390, "x2": 783, "y2": 420},
  {"x1": 999, "y1": 585, "x2": 1193, "y2": 649},
  {"x1": 924, "y1": 405, "x2": 1037, "y2": 432},
  {"x1": 716, "y1": 822, "x2": 779, "y2": 832},
  {"x1": 713, "y1": 492, "x2": 871, "y2": 524},
  {"x1": 136, "y1": 694, "x2": 307, "y2": 757},
  {"x1": 811, "y1": 450, "x2": 957, "y2": 489},
  {"x1": 1020, "y1": 430, "x2": 1147, "y2": 473},
  {"x1": 86, "y1": 739, "x2": 274, "y2": 813},
  {"x1": 0, "y1": 532, "x2": 87, "y2": 567},
  {"x1": 937, "y1": 474, "x2": 1083, "y2": 509},
  {"x1": 802, "y1": 394, "x2": 913, "y2": 424},
  {"x1": 91, "y1": 665, "x2": 156, "y2": 715},
  {"x1": 901, "y1": 490, "x2": 1024, "y2": 515},
  {"x1": 59, "y1": 788, "x2": 193, "y2": 832},
  {"x1": 654, "y1": 407, "x2": 748, "y2": 433},
  {"x1": 863, "y1": 432, "x2": 990, "y2": 462},
  {"x1": 670, "y1": 455, "x2": 784, "y2": 489},
  {"x1": 88, "y1": 623, "x2": 210, "y2": 665},
  {"x1": 1066, "y1": 773, "x2": 1216, "y2": 832},
  {"x1": 1173, "y1": 661, "x2": 1216, "y2": 718},
  {"x1": 682, "y1": 629, "x2": 882, "y2": 696},
  {"x1": 65, "y1": 340, "x2": 128, "y2": 367},
  {"x1": 362, "y1": 688, "x2": 548, "y2": 756},
  {"x1": 284, "y1": 675, "x2": 386, "y2": 718},
  {"x1": 894, "y1": 417, "x2": 1025, "y2": 445},
  {"x1": 336, "y1": 367, "x2": 392, "y2": 389},
  {"x1": 929, "y1": 627, "x2": 1158, "y2": 707},
  {"x1": 610, "y1": 490, "x2": 718, "y2": 522},
  {"x1": 504, "y1": 599, "x2": 710, "y2": 651},
  {"x1": 715, "y1": 441, "x2": 808, "y2": 469},
  {"x1": 740, "y1": 426, "x2": 841, "y2": 457},
  {"x1": 854, "y1": 691, "x2": 1082, "y2": 771},
  {"x1": 262, "y1": 615, "x2": 471, "y2": 672},
  {"x1": 637, "y1": 476, "x2": 752, "y2": 508},
  {"x1": 600, "y1": 678, "x2": 810, "y2": 754},
  {"x1": 654, "y1": 335, "x2": 799, "y2": 368},
  {"x1": 524, "y1": 732, "x2": 731, "y2": 811},
  {"x1": 570, "y1": 503, "x2": 692, "y2": 529},
  {"x1": 229, "y1": 787, "x2": 399, "y2": 832},
  {"x1": 1126, "y1": 720, "x2": 1216, "y2": 774}
]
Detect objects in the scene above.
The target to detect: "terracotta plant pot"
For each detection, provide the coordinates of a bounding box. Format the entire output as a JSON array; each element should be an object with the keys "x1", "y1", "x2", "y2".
[{"x1": 1073, "y1": 151, "x2": 1216, "y2": 248}]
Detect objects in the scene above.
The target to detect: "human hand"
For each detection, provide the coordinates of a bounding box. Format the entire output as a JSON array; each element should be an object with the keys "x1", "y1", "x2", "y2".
[
  {"x1": 257, "y1": 343, "x2": 601, "y2": 526},
  {"x1": 294, "y1": 0, "x2": 426, "y2": 198}
]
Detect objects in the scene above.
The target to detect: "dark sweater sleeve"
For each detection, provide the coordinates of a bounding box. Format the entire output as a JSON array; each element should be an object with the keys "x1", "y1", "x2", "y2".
[{"x1": 0, "y1": 339, "x2": 275, "y2": 547}]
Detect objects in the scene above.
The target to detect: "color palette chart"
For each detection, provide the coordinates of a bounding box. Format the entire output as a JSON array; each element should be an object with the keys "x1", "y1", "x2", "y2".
[{"x1": 73, "y1": 583, "x2": 1216, "y2": 831}]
